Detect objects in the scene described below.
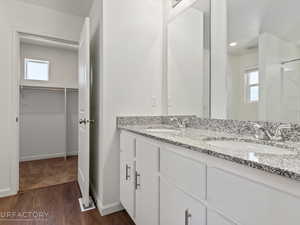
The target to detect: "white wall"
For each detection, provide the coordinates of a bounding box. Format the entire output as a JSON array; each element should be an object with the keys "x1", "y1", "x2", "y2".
[
  {"x1": 20, "y1": 88, "x2": 78, "y2": 161},
  {"x1": 20, "y1": 43, "x2": 78, "y2": 88},
  {"x1": 168, "y1": 8, "x2": 204, "y2": 116},
  {"x1": 0, "y1": 0, "x2": 83, "y2": 197},
  {"x1": 228, "y1": 50, "x2": 258, "y2": 120},
  {"x1": 89, "y1": 0, "x2": 163, "y2": 215}
]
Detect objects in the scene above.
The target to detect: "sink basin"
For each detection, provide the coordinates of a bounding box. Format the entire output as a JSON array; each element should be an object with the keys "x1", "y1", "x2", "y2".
[
  {"x1": 206, "y1": 140, "x2": 297, "y2": 155},
  {"x1": 145, "y1": 128, "x2": 180, "y2": 134}
]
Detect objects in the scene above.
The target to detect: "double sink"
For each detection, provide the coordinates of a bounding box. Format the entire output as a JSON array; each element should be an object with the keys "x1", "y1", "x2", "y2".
[{"x1": 145, "y1": 127, "x2": 297, "y2": 156}]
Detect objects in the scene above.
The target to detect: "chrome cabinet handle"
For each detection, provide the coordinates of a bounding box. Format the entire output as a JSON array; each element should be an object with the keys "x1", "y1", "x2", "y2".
[
  {"x1": 185, "y1": 209, "x2": 192, "y2": 225},
  {"x1": 125, "y1": 164, "x2": 131, "y2": 180},
  {"x1": 135, "y1": 171, "x2": 141, "y2": 190}
]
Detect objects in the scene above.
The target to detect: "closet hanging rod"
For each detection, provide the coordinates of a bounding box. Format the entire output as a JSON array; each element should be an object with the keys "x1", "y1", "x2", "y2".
[{"x1": 20, "y1": 85, "x2": 65, "y2": 92}]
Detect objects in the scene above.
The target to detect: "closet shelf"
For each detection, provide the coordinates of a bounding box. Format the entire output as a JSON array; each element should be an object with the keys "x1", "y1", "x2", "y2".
[
  {"x1": 20, "y1": 85, "x2": 79, "y2": 91},
  {"x1": 20, "y1": 81, "x2": 78, "y2": 90}
]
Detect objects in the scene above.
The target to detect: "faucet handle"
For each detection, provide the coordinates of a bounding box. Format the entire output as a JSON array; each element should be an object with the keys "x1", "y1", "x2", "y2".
[
  {"x1": 277, "y1": 124, "x2": 292, "y2": 130},
  {"x1": 272, "y1": 124, "x2": 291, "y2": 141},
  {"x1": 170, "y1": 117, "x2": 188, "y2": 128},
  {"x1": 170, "y1": 117, "x2": 179, "y2": 123},
  {"x1": 250, "y1": 122, "x2": 263, "y2": 129},
  {"x1": 249, "y1": 122, "x2": 272, "y2": 140},
  {"x1": 276, "y1": 124, "x2": 291, "y2": 134},
  {"x1": 180, "y1": 118, "x2": 189, "y2": 128}
]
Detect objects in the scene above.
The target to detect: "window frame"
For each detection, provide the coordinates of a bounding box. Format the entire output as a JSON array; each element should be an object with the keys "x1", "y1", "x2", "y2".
[
  {"x1": 24, "y1": 58, "x2": 50, "y2": 82},
  {"x1": 244, "y1": 68, "x2": 259, "y2": 103}
]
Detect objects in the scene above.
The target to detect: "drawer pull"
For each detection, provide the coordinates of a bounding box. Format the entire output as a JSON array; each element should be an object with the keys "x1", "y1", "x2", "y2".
[
  {"x1": 125, "y1": 164, "x2": 131, "y2": 180},
  {"x1": 135, "y1": 171, "x2": 141, "y2": 190},
  {"x1": 185, "y1": 209, "x2": 192, "y2": 225}
]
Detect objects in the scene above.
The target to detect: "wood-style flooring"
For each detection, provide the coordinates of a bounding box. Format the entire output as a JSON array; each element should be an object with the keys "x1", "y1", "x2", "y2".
[
  {"x1": 0, "y1": 182, "x2": 135, "y2": 225},
  {"x1": 19, "y1": 157, "x2": 78, "y2": 192}
]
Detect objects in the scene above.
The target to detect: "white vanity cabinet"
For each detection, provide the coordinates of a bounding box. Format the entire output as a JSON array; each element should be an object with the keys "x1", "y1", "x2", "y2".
[
  {"x1": 120, "y1": 130, "x2": 300, "y2": 225},
  {"x1": 160, "y1": 148, "x2": 207, "y2": 225},
  {"x1": 207, "y1": 211, "x2": 234, "y2": 225},
  {"x1": 120, "y1": 132, "x2": 136, "y2": 220},
  {"x1": 120, "y1": 131, "x2": 160, "y2": 225},
  {"x1": 135, "y1": 139, "x2": 160, "y2": 225},
  {"x1": 207, "y1": 167, "x2": 300, "y2": 225},
  {"x1": 160, "y1": 179, "x2": 206, "y2": 225}
]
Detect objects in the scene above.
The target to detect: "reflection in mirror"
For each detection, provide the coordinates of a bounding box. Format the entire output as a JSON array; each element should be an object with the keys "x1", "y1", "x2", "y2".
[
  {"x1": 171, "y1": 0, "x2": 183, "y2": 8},
  {"x1": 225, "y1": 0, "x2": 300, "y2": 122},
  {"x1": 167, "y1": 0, "x2": 210, "y2": 117}
]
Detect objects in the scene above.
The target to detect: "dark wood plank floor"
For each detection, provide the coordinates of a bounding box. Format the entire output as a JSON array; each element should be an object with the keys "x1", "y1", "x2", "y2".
[
  {"x1": 0, "y1": 182, "x2": 135, "y2": 225},
  {"x1": 20, "y1": 157, "x2": 78, "y2": 192}
]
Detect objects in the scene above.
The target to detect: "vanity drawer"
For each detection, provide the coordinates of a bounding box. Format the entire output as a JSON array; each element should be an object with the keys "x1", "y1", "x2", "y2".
[
  {"x1": 120, "y1": 131, "x2": 135, "y2": 160},
  {"x1": 160, "y1": 148, "x2": 206, "y2": 200},
  {"x1": 207, "y1": 167, "x2": 300, "y2": 225},
  {"x1": 160, "y1": 178, "x2": 206, "y2": 225}
]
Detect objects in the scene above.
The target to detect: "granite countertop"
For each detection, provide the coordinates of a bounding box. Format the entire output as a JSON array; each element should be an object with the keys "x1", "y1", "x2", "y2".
[{"x1": 117, "y1": 116, "x2": 300, "y2": 182}]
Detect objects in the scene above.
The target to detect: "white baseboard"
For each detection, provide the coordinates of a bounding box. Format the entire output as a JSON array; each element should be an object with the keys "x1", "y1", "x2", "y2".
[
  {"x1": 0, "y1": 188, "x2": 16, "y2": 199},
  {"x1": 99, "y1": 202, "x2": 124, "y2": 216},
  {"x1": 68, "y1": 151, "x2": 78, "y2": 156},
  {"x1": 90, "y1": 184, "x2": 123, "y2": 216},
  {"x1": 20, "y1": 151, "x2": 78, "y2": 162}
]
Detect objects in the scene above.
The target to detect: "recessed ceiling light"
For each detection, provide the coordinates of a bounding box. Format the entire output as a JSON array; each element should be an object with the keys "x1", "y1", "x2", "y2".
[
  {"x1": 284, "y1": 68, "x2": 293, "y2": 72},
  {"x1": 229, "y1": 42, "x2": 237, "y2": 47}
]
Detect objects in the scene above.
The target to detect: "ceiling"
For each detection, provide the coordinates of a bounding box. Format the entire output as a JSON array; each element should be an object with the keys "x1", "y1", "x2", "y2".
[
  {"x1": 228, "y1": 0, "x2": 300, "y2": 54},
  {"x1": 16, "y1": 0, "x2": 94, "y2": 17}
]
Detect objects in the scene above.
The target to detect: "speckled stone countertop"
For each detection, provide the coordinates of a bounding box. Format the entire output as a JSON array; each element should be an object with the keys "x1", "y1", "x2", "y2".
[{"x1": 117, "y1": 116, "x2": 300, "y2": 181}]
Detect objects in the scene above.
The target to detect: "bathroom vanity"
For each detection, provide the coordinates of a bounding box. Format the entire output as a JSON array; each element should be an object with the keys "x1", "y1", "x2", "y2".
[
  {"x1": 118, "y1": 116, "x2": 300, "y2": 225},
  {"x1": 117, "y1": 0, "x2": 300, "y2": 224}
]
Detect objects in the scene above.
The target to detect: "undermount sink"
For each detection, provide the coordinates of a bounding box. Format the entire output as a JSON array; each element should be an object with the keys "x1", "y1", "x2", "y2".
[
  {"x1": 206, "y1": 140, "x2": 297, "y2": 155},
  {"x1": 145, "y1": 128, "x2": 181, "y2": 134}
]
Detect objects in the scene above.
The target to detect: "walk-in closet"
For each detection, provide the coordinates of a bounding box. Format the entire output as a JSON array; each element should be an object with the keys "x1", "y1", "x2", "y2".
[{"x1": 18, "y1": 34, "x2": 79, "y2": 191}]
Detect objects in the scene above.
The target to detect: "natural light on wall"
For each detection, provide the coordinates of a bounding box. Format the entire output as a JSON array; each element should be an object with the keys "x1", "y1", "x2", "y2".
[{"x1": 24, "y1": 58, "x2": 49, "y2": 81}]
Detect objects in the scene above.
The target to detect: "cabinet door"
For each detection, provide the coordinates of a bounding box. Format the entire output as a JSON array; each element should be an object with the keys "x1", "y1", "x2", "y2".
[
  {"x1": 120, "y1": 131, "x2": 136, "y2": 220},
  {"x1": 207, "y1": 210, "x2": 234, "y2": 225},
  {"x1": 120, "y1": 155, "x2": 135, "y2": 219},
  {"x1": 207, "y1": 167, "x2": 300, "y2": 225},
  {"x1": 135, "y1": 139, "x2": 159, "y2": 225},
  {"x1": 160, "y1": 179, "x2": 206, "y2": 225}
]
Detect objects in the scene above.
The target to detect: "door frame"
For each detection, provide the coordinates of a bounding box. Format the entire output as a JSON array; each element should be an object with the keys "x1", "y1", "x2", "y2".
[{"x1": 11, "y1": 29, "x2": 79, "y2": 194}]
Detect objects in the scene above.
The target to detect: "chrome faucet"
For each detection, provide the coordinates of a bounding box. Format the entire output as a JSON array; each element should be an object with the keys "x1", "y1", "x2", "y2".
[
  {"x1": 251, "y1": 123, "x2": 291, "y2": 141},
  {"x1": 170, "y1": 117, "x2": 189, "y2": 129},
  {"x1": 273, "y1": 124, "x2": 292, "y2": 141},
  {"x1": 252, "y1": 123, "x2": 273, "y2": 140}
]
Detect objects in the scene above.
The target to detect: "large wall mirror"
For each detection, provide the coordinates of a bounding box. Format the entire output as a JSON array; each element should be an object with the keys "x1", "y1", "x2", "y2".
[
  {"x1": 166, "y1": 0, "x2": 211, "y2": 117},
  {"x1": 211, "y1": 0, "x2": 300, "y2": 122}
]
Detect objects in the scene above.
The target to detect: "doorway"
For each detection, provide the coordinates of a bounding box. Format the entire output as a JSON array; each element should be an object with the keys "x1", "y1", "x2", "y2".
[{"x1": 15, "y1": 32, "x2": 80, "y2": 192}]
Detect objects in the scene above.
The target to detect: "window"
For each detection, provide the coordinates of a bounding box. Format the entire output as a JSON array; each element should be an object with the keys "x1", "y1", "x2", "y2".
[
  {"x1": 245, "y1": 69, "x2": 259, "y2": 102},
  {"x1": 24, "y1": 58, "x2": 49, "y2": 81}
]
